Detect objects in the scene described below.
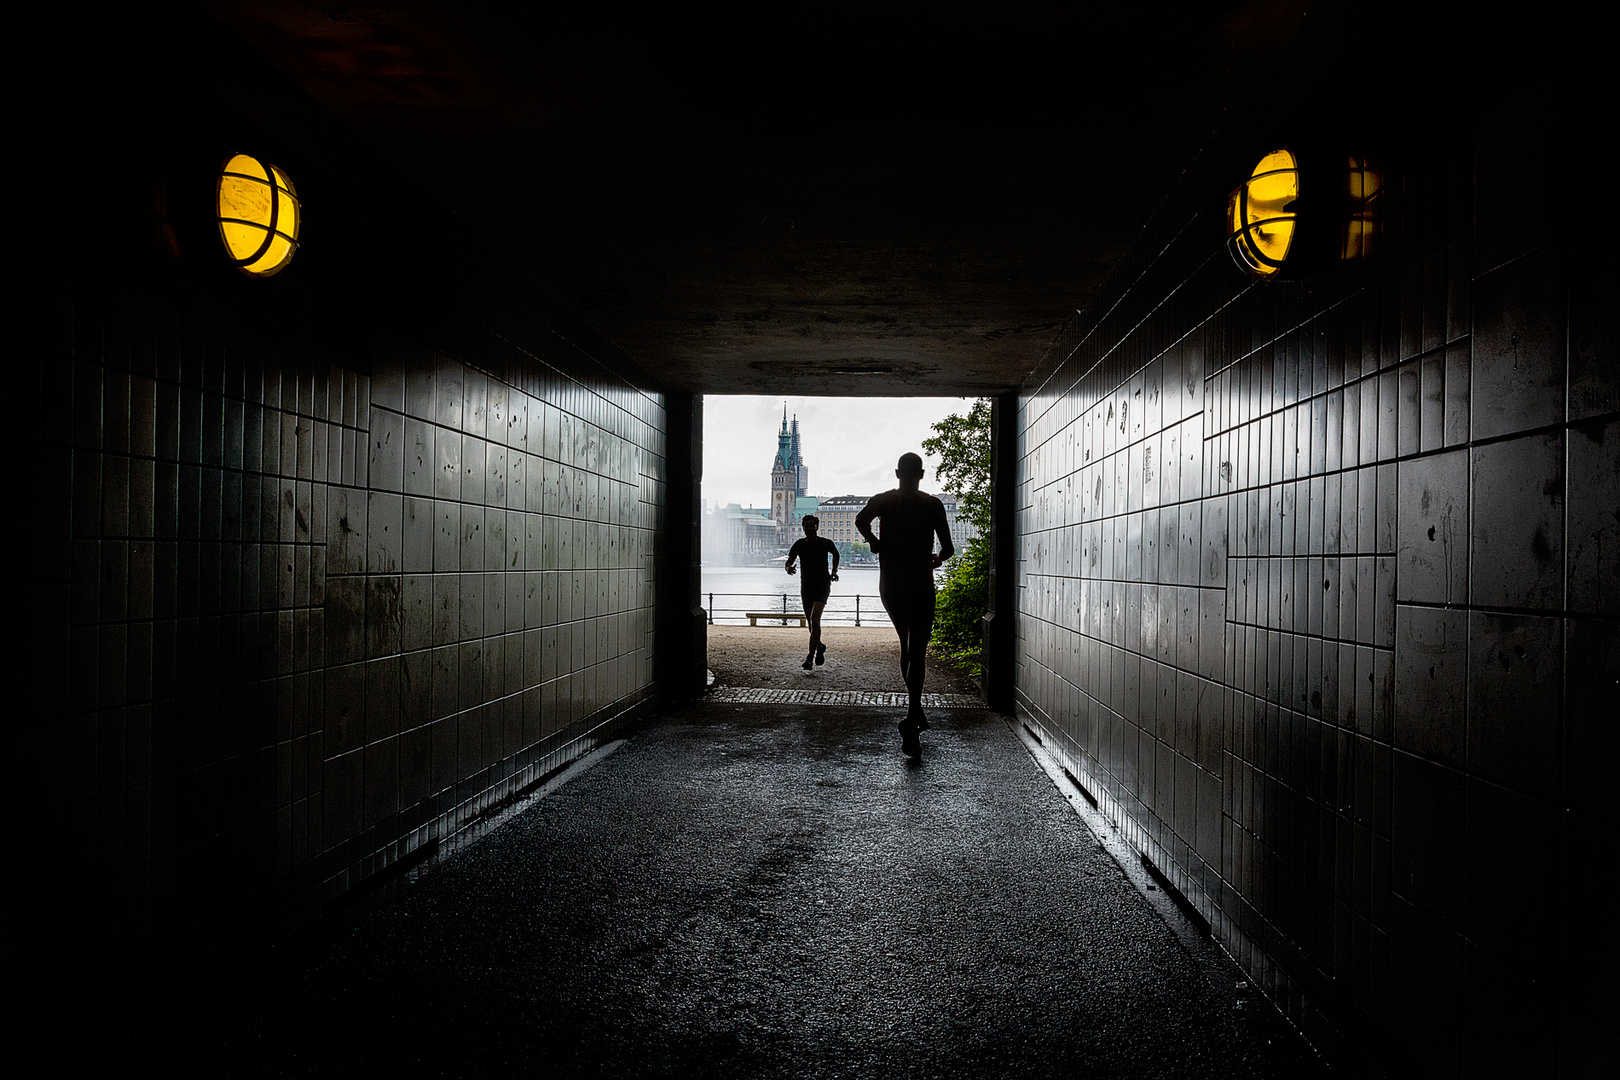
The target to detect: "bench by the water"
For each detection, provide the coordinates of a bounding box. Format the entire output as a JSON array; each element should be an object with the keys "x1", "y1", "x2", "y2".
[{"x1": 744, "y1": 611, "x2": 808, "y2": 627}]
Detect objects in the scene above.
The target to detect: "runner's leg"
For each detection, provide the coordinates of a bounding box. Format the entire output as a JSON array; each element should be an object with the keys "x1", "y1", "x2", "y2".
[
  {"x1": 904, "y1": 598, "x2": 936, "y2": 714},
  {"x1": 807, "y1": 600, "x2": 825, "y2": 657},
  {"x1": 882, "y1": 593, "x2": 910, "y2": 681},
  {"x1": 883, "y1": 589, "x2": 934, "y2": 724}
]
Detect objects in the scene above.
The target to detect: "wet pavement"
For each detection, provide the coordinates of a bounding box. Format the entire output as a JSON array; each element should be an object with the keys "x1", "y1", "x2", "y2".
[{"x1": 146, "y1": 696, "x2": 1330, "y2": 1078}]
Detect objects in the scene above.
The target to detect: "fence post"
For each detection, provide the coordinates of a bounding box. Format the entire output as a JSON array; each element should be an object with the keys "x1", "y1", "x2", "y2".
[
  {"x1": 855, "y1": 594, "x2": 861, "y2": 626},
  {"x1": 708, "y1": 593, "x2": 713, "y2": 625}
]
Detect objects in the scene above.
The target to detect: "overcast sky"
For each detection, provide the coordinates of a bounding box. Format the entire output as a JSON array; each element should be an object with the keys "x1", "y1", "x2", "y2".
[{"x1": 701, "y1": 395, "x2": 982, "y2": 510}]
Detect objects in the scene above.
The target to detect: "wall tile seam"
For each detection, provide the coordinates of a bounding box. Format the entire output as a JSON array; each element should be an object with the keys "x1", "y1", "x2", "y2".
[
  {"x1": 68, "y1": 438, "x2": 366, "y2": 478},
  {"x1": 1194, "y1": 463, "x2": 1403, "y2": 501},
  {"x1": 61, "y1": 413, "x2": 373, "y2": 451},
  {"x1": 1210, "y1": 761, "x2": 1381, "y2": 801},
  {"x1": 1466, "y1": 229, "x2": 1569, "y2": 283},
  {"x1": 1196, "y1": 374, "x2": 1461, "y2": 436},
  {"x1": 1197, "y1": 418, "x2": 1587, "y2": 467},
  {"x1": 1024, "y1": 319, "x2": 1097, "y2": 407},
  {"x1": 1023, "y1": 419, "x2": 1207, "y2": 463},
  {"x1": 1010, "y1": 668, "x2": 1200, "y2": 696},
  {"x1": 1211, "y1": 283, "x2": 1477, "y2": 380},
  {"x1": 64, "y1": 353, "x2": 366, "y2": 404},
  {"x1": 1391, "y1": 599, "x2": 1580, "y2": 624},
  {"x1": 1015, "y1": 673, "x2": 1391, "y2": 726},
  {"x1": 1378, "y1": 885, "x2": 1552, "y2": 979},
  {"x1": 362, "y1": 424, "x2": 650, "y2": 476},
  {"x1": 1016, "y1": 581, "x2": 1220, "y2": 597},
  {"x1": 1024, "y1": 349, "x2": 1207, "y2": 436},
  {"x1": 1046, "y1": 255, "x2": 1179, "y2": 376},
  {"x1": 370, "y1": 385, "x2": 663, "y2": 447},
  {"x1": 494, "y1": 320, "x2": 659, "y2": 392},
  {"x1": 1086, "y1": 306, "x2": 1199, "y2": 380},
  {"x1": 1074, "y1": 325, "x2": 1221, "y2": 408},
  {"x1": 467, "y1": 355, "x2": 665, "y2": 438},
  {"x1": 1034, "y1": 618, "x2": 1385, "y2": 653}
]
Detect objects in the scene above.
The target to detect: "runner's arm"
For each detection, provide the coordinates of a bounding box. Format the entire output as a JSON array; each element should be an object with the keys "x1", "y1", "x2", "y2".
[
  {"x1": 932, "y1": 500, "x2": 955, "y2": 566},
  {"x1": 855, "y1": 495, "x2": 881, "y2": 551}
]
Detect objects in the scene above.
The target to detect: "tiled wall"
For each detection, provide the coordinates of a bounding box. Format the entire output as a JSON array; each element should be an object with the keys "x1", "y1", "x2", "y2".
[
  {"x1": 1013, "y1": 40, "x2": 1613, "y2": 1080},
  {"x1": 24, "y1": 59, "x2": 669, "y2": 964}
]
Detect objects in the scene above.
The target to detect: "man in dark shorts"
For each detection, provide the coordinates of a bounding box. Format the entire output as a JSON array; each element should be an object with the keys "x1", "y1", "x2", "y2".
[
  {"x1": 855, "y1": 453, "x2": 954, "y2": 756},
  {"x1": 785, "y1": 515, "x2": 840, "y2": 672}
]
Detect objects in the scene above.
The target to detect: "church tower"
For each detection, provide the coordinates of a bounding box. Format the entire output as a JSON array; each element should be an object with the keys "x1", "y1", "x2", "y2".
[{"x1": 770, "y1": 404, "x2": 795, "y2": 528}]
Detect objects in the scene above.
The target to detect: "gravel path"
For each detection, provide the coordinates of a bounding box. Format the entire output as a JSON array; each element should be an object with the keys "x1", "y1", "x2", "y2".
[{"x1": 705, "y1": 624, "x2": 981, "y2": 696}]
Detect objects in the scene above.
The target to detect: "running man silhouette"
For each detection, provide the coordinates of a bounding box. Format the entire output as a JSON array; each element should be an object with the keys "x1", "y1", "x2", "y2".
[
  {"x1": 856, "y1": 453, "x2": 954, "y2": 757},
  {"x1": 785, "y1": 515, "x2": 840, "y2": 671}
]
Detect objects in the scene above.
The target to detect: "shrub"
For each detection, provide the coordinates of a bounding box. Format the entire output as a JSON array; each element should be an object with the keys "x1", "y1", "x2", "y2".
[{"x1": 931, "y1": 537, "x2": 988, "y2": 683}]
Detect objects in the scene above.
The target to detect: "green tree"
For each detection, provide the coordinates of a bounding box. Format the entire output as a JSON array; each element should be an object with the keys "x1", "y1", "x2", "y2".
[
  {"x1": 924, "y1": 400, "x2": 992, "y2": 682},
  {"x1": 921, "y1": 398, "x2": 991, "y2": 534}
]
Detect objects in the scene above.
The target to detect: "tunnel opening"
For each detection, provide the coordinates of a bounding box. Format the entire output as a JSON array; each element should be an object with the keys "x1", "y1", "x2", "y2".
[{"x1": 695, "y1": 393, "x2": 1000, "y2": 701}]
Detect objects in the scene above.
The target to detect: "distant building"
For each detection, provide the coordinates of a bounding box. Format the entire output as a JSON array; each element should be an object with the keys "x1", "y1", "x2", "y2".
[
  {"x1": 817, "y1": 495, "x2": 867, "y2": 551},
  {"x1": 815, "y1": 491, "x2": 977, "y2": 555},
  {"x1": 741, "y1": 511, "x2": 780, "y2": 557},
  {"x1": 938, "y1": 492, "x2": 981, "y2": 545}
]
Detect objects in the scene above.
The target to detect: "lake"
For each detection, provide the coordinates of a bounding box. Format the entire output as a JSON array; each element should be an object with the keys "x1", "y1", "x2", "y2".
[{"x1": 701, "y1": 563, "x2": 940, "y2": 626}]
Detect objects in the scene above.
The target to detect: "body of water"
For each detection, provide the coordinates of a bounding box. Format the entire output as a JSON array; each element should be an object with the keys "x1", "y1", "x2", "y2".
[{"x1": 702, "y1": 563, "x2": 938, "y2": 626}]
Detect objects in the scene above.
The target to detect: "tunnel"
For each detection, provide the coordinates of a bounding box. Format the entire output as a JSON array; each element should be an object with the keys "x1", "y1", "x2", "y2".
[{"x1": 23, "y1": 3, "x2": 1614, "y2": 1076}]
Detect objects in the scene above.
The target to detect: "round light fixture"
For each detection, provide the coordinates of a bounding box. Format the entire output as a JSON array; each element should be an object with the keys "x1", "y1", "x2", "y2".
[
  {"x1": 1226, "y1": 148, "x2": 1299, "y2": 278},
  {"x1": 216, "y1": 153, "x2": 300, "y2": 277}
]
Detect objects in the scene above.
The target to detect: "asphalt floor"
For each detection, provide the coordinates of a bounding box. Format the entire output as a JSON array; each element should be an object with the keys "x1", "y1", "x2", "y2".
[{"x1": 146, "y1": 688, "x2": 1332, "y2": 1078}]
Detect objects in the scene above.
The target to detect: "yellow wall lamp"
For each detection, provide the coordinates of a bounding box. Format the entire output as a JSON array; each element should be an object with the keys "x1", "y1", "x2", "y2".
[
  {"x1": 216, "y1": 153, "x2": 301, "y2": 277},
  {"x1": 1226, "y1": 147, "x2": 1381, "y2": 279}
]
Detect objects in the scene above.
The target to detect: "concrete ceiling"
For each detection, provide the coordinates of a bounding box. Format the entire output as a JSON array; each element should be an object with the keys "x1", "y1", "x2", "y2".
[{"x1": 196, "y1": 1, "x2": 1309, "y2": 396}]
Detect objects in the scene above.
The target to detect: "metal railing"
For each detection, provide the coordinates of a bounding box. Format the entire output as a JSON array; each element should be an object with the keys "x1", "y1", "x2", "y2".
[{"x1": 706, "y1": 591, "x2": 891, "y2": 627}]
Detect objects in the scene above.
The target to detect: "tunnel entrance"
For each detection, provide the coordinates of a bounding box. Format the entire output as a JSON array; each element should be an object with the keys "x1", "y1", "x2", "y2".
[{"x1": 691, "y1": 394, "x2": 1008, "y2": 707}]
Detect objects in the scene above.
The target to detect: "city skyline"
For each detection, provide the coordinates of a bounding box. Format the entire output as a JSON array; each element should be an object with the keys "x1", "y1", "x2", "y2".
[{"x1": 701, "y1": 395, "x2": 979, "y2": 510}]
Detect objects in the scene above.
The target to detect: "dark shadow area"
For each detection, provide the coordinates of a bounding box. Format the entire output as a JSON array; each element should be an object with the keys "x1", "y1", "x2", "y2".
[{"x1": 112, "y1": 702, "x2": 1329, "y2": 1079}]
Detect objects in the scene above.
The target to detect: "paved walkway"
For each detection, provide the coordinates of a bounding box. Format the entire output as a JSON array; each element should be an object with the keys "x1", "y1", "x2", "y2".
[
  {"x1": 704, "y1": 625, "x2": 982, "y2": 695},
  {"x1": 706, "y1": 686, "x2": 982, "y2": 707},
  {"x1": 157, "y1": 685, "x2": 1329, "y2": 1077}
]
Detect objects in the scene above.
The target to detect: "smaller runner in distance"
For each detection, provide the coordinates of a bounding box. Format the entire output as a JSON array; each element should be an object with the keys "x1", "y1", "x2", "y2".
[{"x1": 785, "y1": 515, "x2": 840, "y2": 672}]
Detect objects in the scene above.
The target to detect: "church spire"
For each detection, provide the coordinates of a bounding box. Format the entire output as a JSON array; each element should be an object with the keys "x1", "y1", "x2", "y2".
[{"x1": 774, "y1": 401, "x2": 793, "y2": 471}]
